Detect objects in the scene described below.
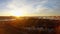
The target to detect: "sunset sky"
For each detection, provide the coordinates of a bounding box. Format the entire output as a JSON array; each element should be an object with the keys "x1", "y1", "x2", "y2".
[{"x1": 0, "y1": 0, "x2": 60, "y2": 16}]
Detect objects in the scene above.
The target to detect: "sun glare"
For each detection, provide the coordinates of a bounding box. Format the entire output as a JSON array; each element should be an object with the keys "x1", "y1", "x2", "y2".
[{"x1": 11, "y1": 11, "x2": 24, "y2": 17}]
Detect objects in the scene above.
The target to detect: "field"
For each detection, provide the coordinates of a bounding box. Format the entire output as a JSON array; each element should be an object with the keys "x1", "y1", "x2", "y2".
[{"x1": 0, "y1": 16, "x2": 60, "y2": 34}]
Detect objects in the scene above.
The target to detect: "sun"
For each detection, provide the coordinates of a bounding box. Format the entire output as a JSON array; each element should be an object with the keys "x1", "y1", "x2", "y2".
[{"x1": 11, "y1": 11, "x2": 24, "y2": 17}]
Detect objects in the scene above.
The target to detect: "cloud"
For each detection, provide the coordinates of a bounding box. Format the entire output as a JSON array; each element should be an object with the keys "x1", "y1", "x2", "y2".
[
  {"x1": 5, "y1": 0, "x2": 48, "y2": 14},
  {"x1": 0, "y1": 0, "x2": 60, "y2": 16}
]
